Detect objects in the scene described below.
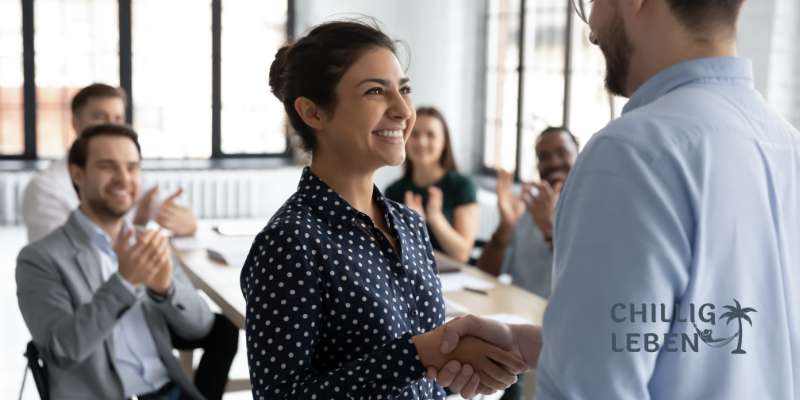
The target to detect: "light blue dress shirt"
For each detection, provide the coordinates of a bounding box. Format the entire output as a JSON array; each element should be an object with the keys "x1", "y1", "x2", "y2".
[
  {"x1": 501, "y1": 213, "x2": 553, "y2": 299},
  {"x1": 73, "y1": 210, "x2": 171, "y2": 397},
  {"x1": 537, "y1": 57, "x2": 800, "y2": 399}
]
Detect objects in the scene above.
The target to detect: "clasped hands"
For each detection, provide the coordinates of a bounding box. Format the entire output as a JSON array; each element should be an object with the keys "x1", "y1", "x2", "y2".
[
  {"x1": 413, "y1": 315, "x2": 542, "y2": 398},
  {"x1": 113, "y1": 227, "x2": 173, "y2": 296}
]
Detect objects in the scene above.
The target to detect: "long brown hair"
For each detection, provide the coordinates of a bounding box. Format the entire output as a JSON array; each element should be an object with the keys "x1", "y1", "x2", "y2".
[{"x1": 403, "y1": 106, "x2": 458, "y2": 178}]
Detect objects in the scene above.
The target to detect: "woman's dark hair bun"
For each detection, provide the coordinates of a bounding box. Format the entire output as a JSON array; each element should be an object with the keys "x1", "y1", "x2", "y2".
[
  {"x1": 266, "y1": 20, "x2": 396, "y2": 153},
  {"x1": 269, "y1": 45, "x2": 291, "y2": 103}
]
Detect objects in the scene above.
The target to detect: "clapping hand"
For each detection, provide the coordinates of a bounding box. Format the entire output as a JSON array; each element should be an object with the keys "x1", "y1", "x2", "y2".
[
  {"x1": 404, "y1": 190, "x2": 426, "y2": 219},
  {"x1": 155, "y1": 188, "x2": 198, "y2": 237},
  {"x1": 133, "y1": 186, "x2": 198, "y2": 237},
  {"x1": 527, "y1": 180, "x2": 562, "y2": 240},
  {"x1": 425, "y1": 187, "x2": 445, "y2": 222},
  {"x1": 496, "y1": 169, "x2": 526, "y2": 229},
  {"x1": 114, "y1": 227, "x2": 172, "y2": 295}
]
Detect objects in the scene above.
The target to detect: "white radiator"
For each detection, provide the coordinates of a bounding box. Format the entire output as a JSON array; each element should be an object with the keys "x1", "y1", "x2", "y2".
[
  {"x1": 0, "y1": 167, "x2": 303, "y2": 225},
  {"x1": 0, "y1": 171, "x2": 35, "y2": 225}
]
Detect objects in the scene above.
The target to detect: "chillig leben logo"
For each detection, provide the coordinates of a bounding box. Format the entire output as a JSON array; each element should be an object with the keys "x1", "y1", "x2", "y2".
[
  {"x1": 611, "y1": 299, "x2": 757, "y2": 354},
  {"x1": 696, "y1": 299, "x2": 758, "y2": 354}
]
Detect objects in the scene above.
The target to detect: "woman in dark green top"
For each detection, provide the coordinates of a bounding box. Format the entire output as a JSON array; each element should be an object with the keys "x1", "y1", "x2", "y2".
[{"x1": 385, "y1": 106, "x2": 479, "y2": 262}]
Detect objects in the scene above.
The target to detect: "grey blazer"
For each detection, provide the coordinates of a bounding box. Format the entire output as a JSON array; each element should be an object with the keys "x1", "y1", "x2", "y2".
[{"x1": 16, "y1": 211, "x2": 214, "y2": 400}]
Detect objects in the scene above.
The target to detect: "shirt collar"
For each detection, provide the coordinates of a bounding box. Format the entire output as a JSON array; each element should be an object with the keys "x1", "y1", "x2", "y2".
[
  {"x1": 623, "y1": 56, "x2": 754, "y2": 114},
  {"x1": 296, "y1": 167, "x2": 399, "y2": 229},
  {"x1": 74, "y1": 208, "x2": 129, "y2": 256}
]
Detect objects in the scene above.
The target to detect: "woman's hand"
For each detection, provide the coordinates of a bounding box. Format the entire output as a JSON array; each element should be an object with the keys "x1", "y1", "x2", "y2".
[
  {"x1": 425, "y1": 186, "x2": 445, "y2": 222},
  {"x1": 445, "y1": 336, "x2": 524, "y2": 391},
  {"x1": 404, "y1": 190, "x2": 426, "y2": 219},
  {"x1": 413, "y1": 327, "x2": 525, "y2": 394}
]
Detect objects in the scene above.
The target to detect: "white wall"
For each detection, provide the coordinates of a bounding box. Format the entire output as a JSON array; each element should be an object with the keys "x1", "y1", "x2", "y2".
[
  {"x1": 738, "y1": 0, "x2": 800, "y2": 128},
  {"x1": 294, "y1": 0, "x2": 488, "y2": 184},
  {"x1": 766, "y1": 0, "x2": 800, "y2": 128}
]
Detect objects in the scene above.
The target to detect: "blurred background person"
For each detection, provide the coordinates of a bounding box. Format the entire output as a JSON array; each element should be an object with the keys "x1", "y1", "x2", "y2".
[
  {"x1": 19, "y1": 84, "x2": 236, "y2": 400},
  {"x1": 17, "y1": 124, "x2": 212, "y2": 400},
  {"x1": 21, "y1": 83, "x2": 199, "y2": 243},
  {"x1": 385, "y1": 106, "x2": 480, "y2": 262},
  {"x1": 477, "y1": 126, "x2": 578, "y2": 299}
]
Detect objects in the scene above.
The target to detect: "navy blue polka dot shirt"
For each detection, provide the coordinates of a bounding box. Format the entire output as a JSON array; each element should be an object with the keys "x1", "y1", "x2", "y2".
[{"x1": 241, "y1": 168, "x2": 446, "y2": 399}]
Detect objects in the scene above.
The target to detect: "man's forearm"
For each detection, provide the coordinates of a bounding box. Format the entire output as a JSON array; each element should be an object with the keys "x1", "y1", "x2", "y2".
[{"x1": 476, "y1": 225, "x2": 513, "y2": 276}]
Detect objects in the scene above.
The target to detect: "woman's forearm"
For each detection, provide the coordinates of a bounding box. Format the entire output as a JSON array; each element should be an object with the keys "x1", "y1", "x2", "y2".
[
  {"x1": 427, "y1": 204, "x2": 480, "y2": 262},
  {"x1": 427, "y1": 214, "x2": 473, "y2": 262}
]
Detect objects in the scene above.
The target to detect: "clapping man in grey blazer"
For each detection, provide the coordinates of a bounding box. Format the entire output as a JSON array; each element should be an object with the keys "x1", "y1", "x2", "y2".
[{"x1": 16, "y1": 123, "x2": 214, "y2": 400}]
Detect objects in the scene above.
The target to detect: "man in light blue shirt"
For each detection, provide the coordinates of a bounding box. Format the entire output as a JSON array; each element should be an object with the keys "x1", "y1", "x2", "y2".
[{"x1": 428, "y1": 0, "x2": 800, "y2": 398}]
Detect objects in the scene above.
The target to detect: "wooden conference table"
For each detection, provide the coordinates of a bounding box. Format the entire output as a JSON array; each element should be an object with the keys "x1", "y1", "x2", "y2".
[{"x1": 173, "y1": 226, "x2": 547, "y2": 393}]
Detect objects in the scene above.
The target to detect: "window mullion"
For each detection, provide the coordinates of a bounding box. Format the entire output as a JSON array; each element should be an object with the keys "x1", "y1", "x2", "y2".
[
  {"x1": 211, "y1": 0, "x2": 221, "y2": 158},
  {"x1": 514, "y1": 0, "x2": 527, "y2": 181},
  {"x1": 119, "y1": 0, "x2": 133, "y2": 124},
  {"x1": 22, "y1": 0, "x2": 36, "y2": 159}
]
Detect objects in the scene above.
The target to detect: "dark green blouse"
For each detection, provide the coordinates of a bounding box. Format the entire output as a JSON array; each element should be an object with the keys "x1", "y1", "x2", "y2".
[{"x1": 385, "y1": 171, "x2": 478, "y2": 252}]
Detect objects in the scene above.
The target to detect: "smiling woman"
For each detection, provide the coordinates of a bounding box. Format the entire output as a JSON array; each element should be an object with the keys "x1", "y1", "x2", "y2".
[
  {"x1": 385, "y1": 107, "x2": 480, "y2": 263},
  {"x1": 240, "y1": 20, "x2": 523, "y2": 399}
]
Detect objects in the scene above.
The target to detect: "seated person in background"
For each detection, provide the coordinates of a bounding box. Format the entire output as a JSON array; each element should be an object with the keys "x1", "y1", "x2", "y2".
[
  {"x1": 385, "y1": 106, "x2": 479, "y2": 262},
  {"x1": 16, "y1": 124, "x2": 213, "y2": 400},
  {"x1": 477, "y1": 127, "x2": 578, "y2": 298},
  {"x1": 22, "y1": 83, "x2": 198, "y2": 243},
  {"x1": 20, "y1": 85, "x2": 237, "y2": 400}
]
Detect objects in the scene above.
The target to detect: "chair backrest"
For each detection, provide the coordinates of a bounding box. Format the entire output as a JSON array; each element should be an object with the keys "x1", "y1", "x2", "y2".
[{"x1": 24, "y1": 341, "x2": 49, "y2": 400}]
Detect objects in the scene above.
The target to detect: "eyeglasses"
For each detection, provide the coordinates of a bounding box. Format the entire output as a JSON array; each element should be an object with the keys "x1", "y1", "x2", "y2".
[{"x1": 571, "y1": 0, "x2": 593, "y2": 24}]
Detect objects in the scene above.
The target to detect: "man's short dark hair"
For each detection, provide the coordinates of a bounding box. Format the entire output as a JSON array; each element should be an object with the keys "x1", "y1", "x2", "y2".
[
  {"x1": 67, "y1": 124, "x2": 141, "y2": 197},
  {"x1": 666, "y1": 0, "x2": 745, "y2": 33},
  {"x1": 537, "y1": 126, "x2": 579, "y2": 148},
  {"x1": 70, "y1": 83, "x2": 127, "y2": 117}
]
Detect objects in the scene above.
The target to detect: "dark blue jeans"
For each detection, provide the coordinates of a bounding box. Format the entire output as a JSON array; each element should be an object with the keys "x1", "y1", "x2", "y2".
[{"x1": 170, "y1": 313, "x2": 239, "y2": 400}]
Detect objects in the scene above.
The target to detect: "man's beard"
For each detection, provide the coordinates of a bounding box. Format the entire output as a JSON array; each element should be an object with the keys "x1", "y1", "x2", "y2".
[
  {"x1": 599, "y1": 11, "x2": 634, "y2": 97},
  {"x1": 540, "y1": 166, "x2": 571, "y2": 187},
  {"x1": 87, "y1": 196, "x2": 129, "y2": 221}
]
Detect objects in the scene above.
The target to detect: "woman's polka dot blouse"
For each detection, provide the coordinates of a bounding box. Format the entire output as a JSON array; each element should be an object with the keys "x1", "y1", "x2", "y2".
[{"x1": 240, "y1": 168, "x2": 447, "y2": 399}]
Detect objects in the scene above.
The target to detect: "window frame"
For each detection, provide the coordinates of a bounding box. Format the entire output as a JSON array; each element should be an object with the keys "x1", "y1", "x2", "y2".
[
  {"x1": 0, "y1": 0, "x2": 294, "y2": 161},
  {"x1": 481, "y1": 0, "x2": 616, "y2": 181}
]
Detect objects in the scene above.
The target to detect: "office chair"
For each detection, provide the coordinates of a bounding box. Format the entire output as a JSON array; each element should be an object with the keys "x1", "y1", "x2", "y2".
[{"x1": 19, "y1": 340, "x2": 49, "y2": 400}]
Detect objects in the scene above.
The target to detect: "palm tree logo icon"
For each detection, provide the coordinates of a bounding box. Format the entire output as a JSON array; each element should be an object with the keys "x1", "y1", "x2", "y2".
[{"x1": 720, "y1": 299, "x2": 757, "y2": 354}]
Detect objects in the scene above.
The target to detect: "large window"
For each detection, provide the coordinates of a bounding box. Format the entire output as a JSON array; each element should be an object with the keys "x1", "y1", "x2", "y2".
[
  {"x1": 0, "y1": 0, "x2": 292, "y2": 160},
  {"x1": 221, "y1": 0, "x2": 288, "y2": 155},
  {"x1": 484, "y1": 0, "x2": 625, "y2": 181},
  {"x1": 132, "y1": 0, "x2": 212, "y2": 158},
  {"x1": 35, "y1": 0, "x2": 119, "y2": 158},
  {"x1": 0, "y1": 0, "x2": 24, "y2": 156}
]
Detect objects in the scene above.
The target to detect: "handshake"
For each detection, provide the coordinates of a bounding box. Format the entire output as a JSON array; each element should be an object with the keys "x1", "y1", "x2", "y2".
[{"x1": 412, "y1": 315, "x2": 542, "y2": 398}]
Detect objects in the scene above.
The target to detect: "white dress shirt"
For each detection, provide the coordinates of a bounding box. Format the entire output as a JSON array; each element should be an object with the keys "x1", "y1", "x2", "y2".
[
  {"x1": 21, "y1": 159, "x2": 79, "y2": 243},
  {"x1": 73, "y1": 209, "x2": 171, "y2": 397}
]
